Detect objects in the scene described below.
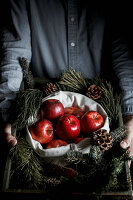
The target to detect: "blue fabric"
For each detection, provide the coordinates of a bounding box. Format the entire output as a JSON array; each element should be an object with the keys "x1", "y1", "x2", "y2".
[{"x1": 1, "y1": 0, "x2": 133, "y2": 121}]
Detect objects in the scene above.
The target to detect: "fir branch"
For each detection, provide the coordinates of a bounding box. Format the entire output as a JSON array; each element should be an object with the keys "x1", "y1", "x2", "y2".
[
  {"x1": 71, "y1": 156, "x2": 130, "y2": 194},
  {"x1": 55, "y1": 82, "x2": 77, "y2": 92},
  {"x1": 9, "y1": 137, "x2": 45, "y2": 189},
  {"x1": 89, "y1": 145, "x2": 104, "y2": 164},
  {"x1": 104, "y1": 158, "x2": 125, "y2": 192},
  {"x1": 58, "y1": 69, "x2": 87, "y2": 92},
  {"x1": 65, "y1": 151, "x2": 83, "y2": 165},
  {"x1": 12, "y1": 89, "x2": 43, "y2": 130},
  {"x1": 43, "y1": 177, "x2": 61, "y2": 188},
  {"x1": 98, "y1": 80, "x2": 122, "y2": 129}
]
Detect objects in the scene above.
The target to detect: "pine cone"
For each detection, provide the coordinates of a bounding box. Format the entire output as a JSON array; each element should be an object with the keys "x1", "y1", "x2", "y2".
[
  {"x1": 43, "y1": 82, "x2": 57, "y2": 96},
  {"x1": 93, "y1": 129, "x2": 113, "y2": 152},
  {"x1": 86, "y1": 84, "x2": 102, "y2": 100}
]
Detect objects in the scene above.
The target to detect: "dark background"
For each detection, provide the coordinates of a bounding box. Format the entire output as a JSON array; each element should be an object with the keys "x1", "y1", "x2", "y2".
[
  {"x1": 0, "y1": 0, "x2": 133, "y2": 196},
  {"x1": 0, "y1": 1, "x2": 133, "y2": 53},
  {"x1": 0, "y1": 1, "x2": 133, "y2": 45}
]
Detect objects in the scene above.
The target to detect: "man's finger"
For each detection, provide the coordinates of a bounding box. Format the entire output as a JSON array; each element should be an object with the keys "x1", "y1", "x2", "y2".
[
  {"x1": 5, "y1": 134, "x2": 17, "y2": 146},
  {"x1": 3, "y1": 123, "x2": 11, "y2": 135},
  {"x1": 128, "y1": 160, "x2": 131, "y2": 168}
]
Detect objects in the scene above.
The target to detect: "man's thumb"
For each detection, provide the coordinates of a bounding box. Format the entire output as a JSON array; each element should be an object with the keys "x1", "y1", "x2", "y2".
[{"x1": 120, "y1": 139, "x2": 130, "y2": 149}]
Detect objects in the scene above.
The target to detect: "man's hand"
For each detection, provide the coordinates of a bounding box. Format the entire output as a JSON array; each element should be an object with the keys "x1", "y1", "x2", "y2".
[
  {"x1": 0, "y1": 123, "x2": 17, "y2": 188},
  {"x1": 120, "y1": 115, "x2": 133, "y2": 157},
  {"x1": 0, "y1": 123, "x2": 17, "y2": 147}
]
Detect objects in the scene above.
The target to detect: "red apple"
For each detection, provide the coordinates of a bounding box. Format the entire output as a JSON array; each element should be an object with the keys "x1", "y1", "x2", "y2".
[
  {"x1": 80, "y1": 111, "x2": 104, "y2": 135},
  {"x1": 64, "y1": 106, "x2": 85, "y2": 119},
  {"x1": 56, "y1": 114, "x2": 80, "y2": 140},
  {"x1": 45, "y1": 139, "x2": 68, "y2": 149},
  {"x1": 39, "y1": 99, "x2": 64, "y2": 121},
  {"x1": 29, "y1": 119, "x2": 54, "y2": 144}
]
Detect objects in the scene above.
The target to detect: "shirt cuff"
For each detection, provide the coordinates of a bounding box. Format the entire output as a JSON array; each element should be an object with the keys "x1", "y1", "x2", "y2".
[
  {"x1": 122, "y1": 106, "x2": 133, "y2": 116},
  {"x1": 121, "y1": 90, "x2": 133, "y2": 116}
]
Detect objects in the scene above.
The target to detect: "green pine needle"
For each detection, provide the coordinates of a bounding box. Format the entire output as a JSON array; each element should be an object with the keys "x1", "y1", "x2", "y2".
[
  {"x1": 12, "y1": 89, "x2": 43, "y2": 130},
  {"x1": 59, "y1": 69, "x2": 87, "y2": 92},
  {"x1": 9, "y1": 137, "x2": 45, "y2": 189}
]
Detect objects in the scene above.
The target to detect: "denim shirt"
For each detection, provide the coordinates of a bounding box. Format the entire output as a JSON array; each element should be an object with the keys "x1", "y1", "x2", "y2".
[{"x1": 1, "y1": 0, "x2": 133, "y2": 121}]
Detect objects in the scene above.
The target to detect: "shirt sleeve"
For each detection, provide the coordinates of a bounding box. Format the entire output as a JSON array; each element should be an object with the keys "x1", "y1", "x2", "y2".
[
  {"x1": 0, "y1": 0, "x2": 32, "y2": 122},
  {"x1": 111, "y1": 25, "x2": 133, "y2": 116}
]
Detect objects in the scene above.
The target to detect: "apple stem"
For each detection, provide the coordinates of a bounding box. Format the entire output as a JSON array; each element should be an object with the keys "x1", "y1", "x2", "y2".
[
  {"x1": 47, "y1": 129, "x2": 53, "y2": 134},
  {"x1": 68, "y1": 117, "x2": 74, "y2": 125}
]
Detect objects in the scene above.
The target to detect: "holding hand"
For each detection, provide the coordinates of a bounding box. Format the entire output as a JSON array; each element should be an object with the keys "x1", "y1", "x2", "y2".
[
  {"x1": 120, "y1": 115, "x2": 133, "y2": 157},
  {"x1": 0, "y1": 123, "x2": 17, "y2": 147}
]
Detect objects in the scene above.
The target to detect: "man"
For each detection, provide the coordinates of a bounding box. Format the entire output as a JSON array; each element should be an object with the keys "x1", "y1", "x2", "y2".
[{"x1": 0, "y1": 0, "x2": 133, "y2": 156}]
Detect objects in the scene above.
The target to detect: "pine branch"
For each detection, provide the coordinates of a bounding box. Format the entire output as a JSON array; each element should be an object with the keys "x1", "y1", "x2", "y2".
[
  {"x1": 59, "y1": 69, "x2": 87, "y2": 92},
  {"x1": 9, "y1": 137, "x2": 45, "y2": 189},
  {"x1": 89, "y1": 145, "x2": 104, "y2": 164},
  {"x1": 99, "y1": 81, "x2": 122, "y2": 129},
  {"x1": 12, "y1": 89, "x2": 43, "y2": 129}
]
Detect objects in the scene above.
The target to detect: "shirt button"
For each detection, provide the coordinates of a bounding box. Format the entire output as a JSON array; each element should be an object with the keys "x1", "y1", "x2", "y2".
[
  {"x1": 71, "y1": 17, "x2": 75, "y2": 22},
  {"x1": 71, "y1": 42, "x2": 75, "y2": 47}
]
